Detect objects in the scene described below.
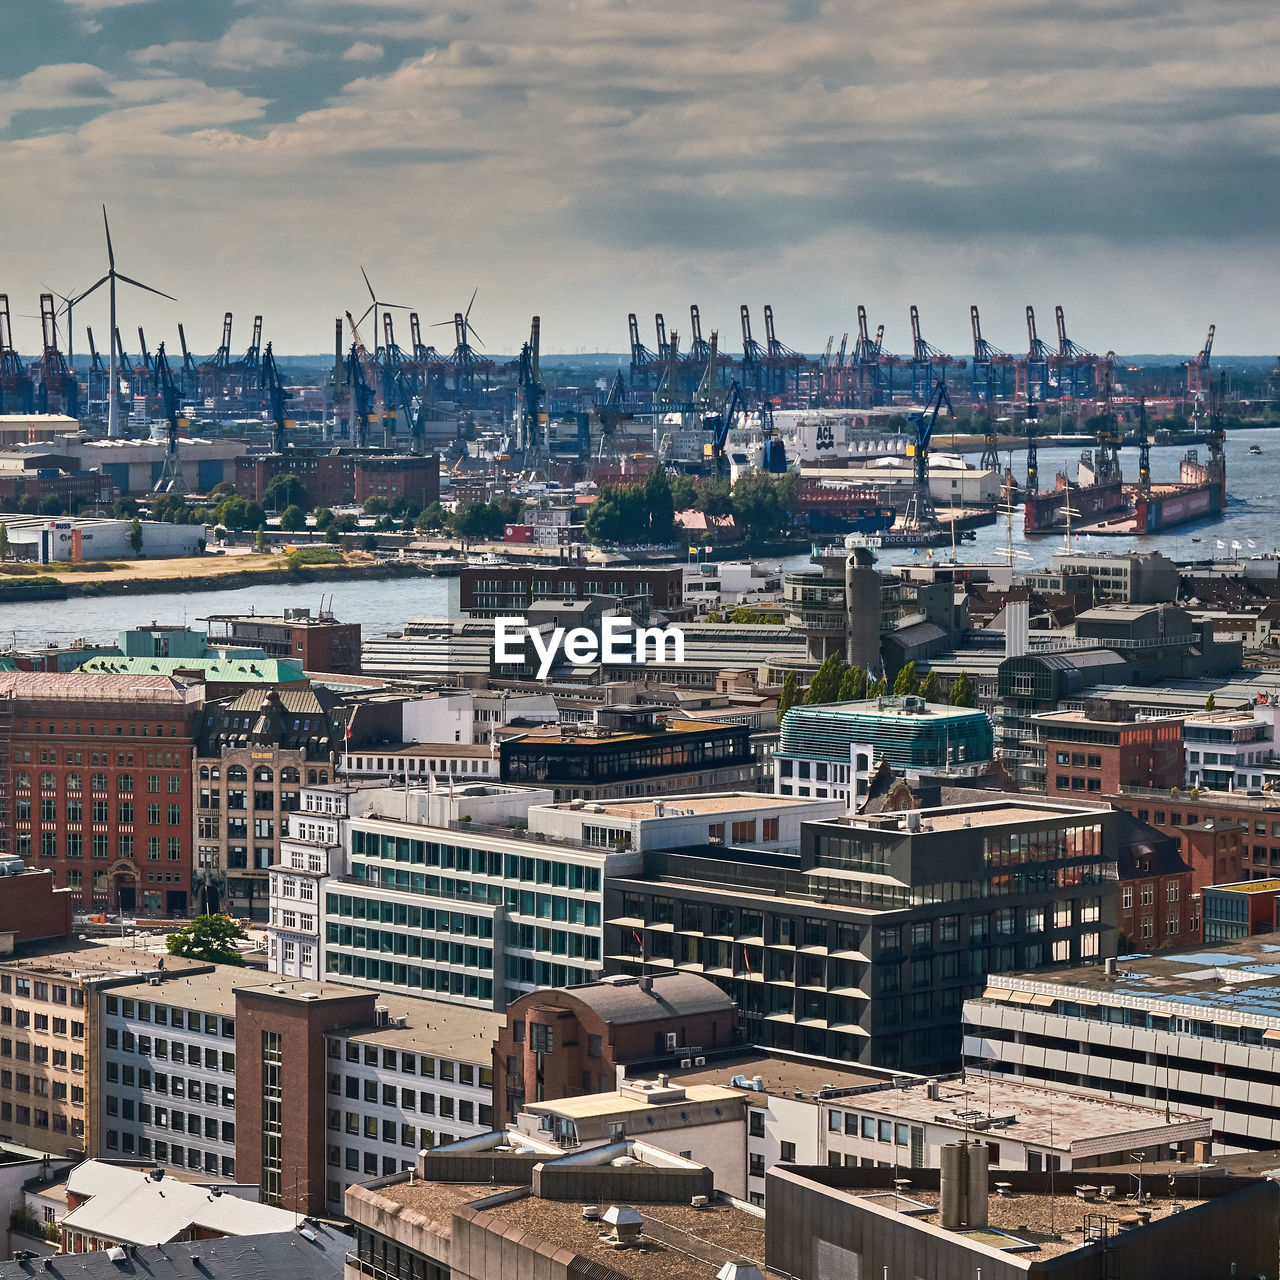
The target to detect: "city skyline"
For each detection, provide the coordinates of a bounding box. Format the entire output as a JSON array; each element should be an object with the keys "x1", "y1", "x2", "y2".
[{"x1": 0, "y1": 0, "x2": 1276, "y2": 356}]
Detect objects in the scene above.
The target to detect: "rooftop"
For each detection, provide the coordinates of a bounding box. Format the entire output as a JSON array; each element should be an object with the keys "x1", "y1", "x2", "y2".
[
  {"x1": 508, "y1": 718, "x2": 735, "y2": 746},
  {"x1": 104, "y1": 967, "x2": 249, "y2": 1017},
  {"x1": 1207, "y1": 879, "x2": 1280, "y2": 895},
  {"x1": 549, "y1": 972, "x2": 734, "y2": 1025},
  {"x1": 982, "y1": 931, "x2": 1280, "y2": 1024},
  {"x1": 0, "y1": 944, "x2": 204, "y2": 983},
  {"x1": 337, "y1": 990, "x2": 503, "y2": 1060},
  {"x1": 665, "y1": 1050, "x2": 891, "y2": 1100},
  {"x1": 527, "y1": 1082, "x2": 742, "y2": 1120},
  {"x1": 0, "y1": 672, "x2": 199, "y2": 704},
  {"x1": 557, "y1": 793, "x2": 817, "y2": 819},
  {"x1": 787, "y1": 697, "x2": 986, "y2": 721}
]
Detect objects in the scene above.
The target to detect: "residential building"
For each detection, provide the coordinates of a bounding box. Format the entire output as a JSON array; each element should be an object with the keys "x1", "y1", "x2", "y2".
[
  {"x1": 0, "y1": 673, "x2": 202, "y2": 914},
  {"x1": 607, "y1": 797, "x2": 1120, "y2": 1073},
  {"x1": 0, "y1": 945, "x2": 203, "y2": 1157},
  {"x1": 765, "y1": 1158, "x2": 1278, "y2": 1280},
  {"x1": 494, "y1": 972, "x2": 737, "y2": 1126},
  {"x1": 775, "y1": 697, "x2": 994, "y2": 806},
  {"x1": 58, "y1": 1160, "x2": 297, "y2": 1252},
  {"x1": 1112, "y1": 810, "x2": 1196, "y2": 949},
  {"x1": 460, "y1": 564, "x2": 682, "y2": 619},
  {"x1": 1183, "y1": 701, "x2": 1280, "y2": 791},
  {"x1": 194, "y1": 686, "x2": 345, "y2": 919},
  {"x1": 0, "y1": 1222, "x2": 350, "y2": 1280},
  {"x1": 962, "y1": 932, "x2": 1280, "y2": 1152},
  {"x1": 203, "y1": 609, "x2": 361, "y2": 675},
  {"x1": 1036, "y1": 707, "x2": 1184, "y2": 799},
  {"x1": 234, "y1": 451, "x2": 439, "y2": 510},
  {"x1": 500, "y1": 706, "x2": 760, "y2": 802},
  {"x1": 1108, "y1": 787, "x2": 1250, "y2": 890}
]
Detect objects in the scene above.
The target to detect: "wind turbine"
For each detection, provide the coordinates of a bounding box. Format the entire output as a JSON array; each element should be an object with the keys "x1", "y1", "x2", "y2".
[
  {"x1": 75, "y1": 207, "x2": 175, "y2": 437},
  {"x1": 433, "y1": 287, "x2": 484, "y2": 356},
  {"x1": 356, "y1": 267, "x2": 410, "y2": 362}
]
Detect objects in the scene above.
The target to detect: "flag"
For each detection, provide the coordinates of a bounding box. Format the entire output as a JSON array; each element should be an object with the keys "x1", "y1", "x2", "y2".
[
  {"x1": 1217, "y1": 540, "x2": 1226, "y2": 549},
  {"x1": 1232, "y1": 540, "x2": 1242, "y2": 550},
  {"x1": 1249, "y1": 540, "x2": 1258, "y2": 549},
  {"x1": 742, "y1": 945, "x2": 753, "y2": 975},
  {"x1": 632, "y1": 929, "x2": 645, "y2": 958}
]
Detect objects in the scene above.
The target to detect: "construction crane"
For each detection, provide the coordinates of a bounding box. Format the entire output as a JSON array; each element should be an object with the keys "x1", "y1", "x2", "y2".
[
  {"x1": 1185, "y1": 323, "x2": 1216, "y2": 396},
  {"x1": 260, "y1": 342, "x2": 294, "y2": 454},
  {"x1": 1093, "y1": 354, "x2": 1122, "y2": 485},
  {"x1": 151, "y1": 342, "x2": 188, "y2": 494},
  {"x1": 903, "y1": 378, "x2": 954, "y2": 529},
  {"x1": 969, "y1": 305, "x2": 1014, "y2": 403},
  {"x1": 702, "y1": 378, "x2": 745, "y2": 477},
  {"x1": 1136, "y1": 397, "x2": 1151, "y2": 489}
]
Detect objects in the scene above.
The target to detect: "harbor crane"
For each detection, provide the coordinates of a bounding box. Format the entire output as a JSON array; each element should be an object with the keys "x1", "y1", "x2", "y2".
[
  {"x1": 1054, "y1": 306, "x2": 1096, "y2": 400},
  {"x1": 903, "y1": 378, "x2": 954, "y2": 529},
  {"x1": 515, "y1": 315, "x2": 547, "y2": 460},
  {"x1": 260, "y1": 342, "x2": 294, "y2": 454},
  {"x1": 0, "y1": 296, "x2": 34, "y2": 413},
  {"x1": 1022, "y1": 305, "x2": 1052, "y2": 404},
  {"x1": 1186, "y1": 324, "x2": 1216, "y2": 396},
  {"x1": 344, "y1": 312, "x2": 381, "y2": 448},
  {"x1": 627, "y1": 312, "x2": 658, "y2": 388},
  {"x1": 908, "y1": 305, "x2": 957, "y2": 401},
  {"x1": 151, "y1": 342, "x2": 188, "y2": 494},
  {"x1": 970, "y1": 305, "x2": 1014, "y2": 403},
  {"x1": 33, "y1": 293, "x2": 78, "y2": 416}
]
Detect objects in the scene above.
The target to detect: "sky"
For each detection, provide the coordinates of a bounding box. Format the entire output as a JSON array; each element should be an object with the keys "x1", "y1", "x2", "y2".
[{"x1": 0, "y1": 0, "x2": 1277, "y2": 359}]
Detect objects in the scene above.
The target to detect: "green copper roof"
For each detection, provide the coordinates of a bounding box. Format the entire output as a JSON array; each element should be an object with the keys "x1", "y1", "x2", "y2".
[{"x1": 74, "y1": 655, "x2": 306, "y2": 683}]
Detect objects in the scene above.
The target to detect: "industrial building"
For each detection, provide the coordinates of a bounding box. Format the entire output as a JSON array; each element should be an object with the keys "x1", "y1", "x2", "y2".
[{"x1": 0, "y1": 516, "x2": 207, "y2": 562}]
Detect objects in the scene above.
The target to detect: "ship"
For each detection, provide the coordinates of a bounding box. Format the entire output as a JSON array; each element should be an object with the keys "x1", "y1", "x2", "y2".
[
  {"x1": 1023, "y1": 450, "x2": 1127, "y2": 534},
  {"x1": 1131, "y1": 447, "x2": 1225, "y2": 534}
]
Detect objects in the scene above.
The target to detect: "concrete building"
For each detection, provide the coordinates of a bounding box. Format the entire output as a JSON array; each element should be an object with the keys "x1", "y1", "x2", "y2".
[
  {"x1": 1201, "y1": 877, "x2": 1280, "y2": 942},
  {"x1": 25, "y1": 435, "x2": 242, "y2": 496},
  {"x1": 1183, "y1": 700, "x2": 1280, "y2": 791},
  {"x1": 775, "y1": 697, "x2": 995, "y2": 807},
  {"x1": 1036, "y1": 707, "x2": 1185, "y2": 800},
  {"x1": 0, "y1": 866, "x2": 73, "y2": 952},
  {"x1": 765, "y1": 1158, "x2": 1278, "y2": 1280},
  {"x1": 195, "y1": 687, "x2": 345, "y2": 919},
  {"x1": 963, "y1": 932, "x2": 1280, "y2": 1152},
  {"x1": 494, "y1": 972, "x2": 737, "y2": 1126},
  {"x1": 460, "y1": 564, "x2": 683, "y2": 619},
  {"x1": 0, "y1": 672, "x2": 202, "y2": 914},
  {"x1": 607, "y1": 797, "x2": 1120, "y2": 1073},
  {"x1": 1038, "y1": 549, "x2": 1179, "y2": 604},
  {"x1": 204, "y1": 610, "x2": 361, "y2": 676},
  {"x1": 0, "y1": 517, "x2": 208, "y2": 563}
]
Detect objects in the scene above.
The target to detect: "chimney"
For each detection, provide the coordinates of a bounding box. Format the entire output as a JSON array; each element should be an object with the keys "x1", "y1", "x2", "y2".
[{"x1": 940, "y1": 1141, "x2": 988, "y2": 1230}]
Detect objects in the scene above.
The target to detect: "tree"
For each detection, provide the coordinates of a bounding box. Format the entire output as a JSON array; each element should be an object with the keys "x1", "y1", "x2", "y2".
[
  {"x1": 38, "y1": 495, "x2": 66, "y2": 517},
  {"x1": 920, "y1": 669, "x2": 943, "y2": 703},
  {"x1": 838, "y1": 665, "x2": 868, "y2": 702},
  {"x1": 112, "y1": 497, "x2": 139, "y2": 519},
  {"x1": 643, "y1": 467, "x2": 676, "y2": 544},
  {"x1": 732, "y1": 472, "x2": 793, "y2": 543},
  {"x1": 215, "y1": 495, "x2": 265, "y2": 531},
  {"x1": 695, "y1": 477, "x2": 733, "y2": 517},
  {"x1": 948, "y1": 670, "x2": 975, "y2": 707},
  {"x1": 669, "y1": 473, "x2": 698, "y2": 513},
  {"x1": 806, "y1": 653, "x2": 847, "y2": 704},
  {"x1": 254, "y1": 524, "x2": 266, "y2": 552},
  {"x1": 128, "y1": 518, "x2": 143, "y2": 557},
  {"x1": 0, "y1": 522, "x2": 8, "y2": 562},
  {"x1": 313, "y1": 506, "x2": 336, "y2": 531},
  {"x1": 165, "y1": 914, "x2": 248, "y2": 967},
  {"x1": 416, "y1": 501, "x2": 446, "y2": 532},
  {"x1": 893, "y1": 661, "x2": 921, "y2": 697},
  {"x1": 208, "y1": 481, "x2": 238, "y2": 500},
  {"x1": 279, "y1": 504, "x2": 307, "y2": 532},
  {"x1": 363, "y1": 496, "x2": 390, "y2": 516},
  {"x1": 778, "y1": 670, "x2": 799, "y2": 716},
  {"x1": 265, "y1": 473, "x2": 307, "y2": 512},
  {"x1": 361, "y1": 534, "x2": 379, "y2": 552},
  {"x1": 1205, "y1": 692, "x2": 1217, "y2": 712}
]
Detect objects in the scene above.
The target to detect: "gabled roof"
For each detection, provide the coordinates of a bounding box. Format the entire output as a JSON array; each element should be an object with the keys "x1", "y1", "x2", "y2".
[{"x1": 562, "y1": 972, "x2": 734, "y2": 1025}]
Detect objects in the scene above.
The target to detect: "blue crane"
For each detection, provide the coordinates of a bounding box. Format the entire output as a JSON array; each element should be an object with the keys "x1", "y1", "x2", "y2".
[
  {"x1": 151, "y1": 342, "x2": 188, "y2": 493},
  {"x1": 260, "y1": 342, "x2": 293, "y2": 454},
  {"x1": 905, "y1": 378, "x2": 954, "y2": 525}
]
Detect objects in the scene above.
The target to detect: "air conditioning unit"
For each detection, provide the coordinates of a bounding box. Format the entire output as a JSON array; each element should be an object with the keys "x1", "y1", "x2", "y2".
[
  {"x1": 694, "y1": 1056, "x2": 706, "y2": 1066},
  {"x1": 680, "y1": 1058, "x2": 693, "y2": 1069}
]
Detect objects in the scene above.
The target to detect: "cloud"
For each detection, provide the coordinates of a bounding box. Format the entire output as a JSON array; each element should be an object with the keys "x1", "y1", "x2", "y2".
[
  {"x1": 342, "y1": 42, "x2": 385, "y2": 62},
  {"x1": 136, "y1": 19, "x2": 304, "y2": 70}
]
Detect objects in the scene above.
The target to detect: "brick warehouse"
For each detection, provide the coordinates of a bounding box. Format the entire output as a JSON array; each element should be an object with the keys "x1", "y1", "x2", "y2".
[
  {"x1": 0, "y1": 673, "x2": 202, "y2": 915},
  {"x1": 234, "y1": 451, "x2": 439, "y2": 510}
]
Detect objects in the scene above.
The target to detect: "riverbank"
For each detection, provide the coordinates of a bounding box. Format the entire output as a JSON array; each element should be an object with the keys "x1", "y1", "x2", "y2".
[{"x1": 0, "y1": 553, "x2": 451, "y2": 600}]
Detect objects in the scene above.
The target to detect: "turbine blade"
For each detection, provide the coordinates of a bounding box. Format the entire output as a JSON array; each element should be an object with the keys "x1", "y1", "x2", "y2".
[
  {"x1": 467, "y1": 323, "x2": 484, "y2": 348},
  {"x1": 361, "y1": 266, "x2": 376, "y2": 302},
  {"x1": 103, "y1": 206, "x2": 115, "y2": 269},
  {"x1": 465, "y1": 287, "x2": 478, "y2": 320},
  {"x1": 357, "y1": 303, "x2": 375, "y2": 328},
  {"x1": 71, "y1": 276, "x2": 110, "y2": 305},
  {"x1": 115, "y1": 273, "x2": 177, "y2": 302}
]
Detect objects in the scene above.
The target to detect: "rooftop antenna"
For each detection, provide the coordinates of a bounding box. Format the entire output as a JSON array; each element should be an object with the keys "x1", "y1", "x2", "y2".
[{"x1": 74, "y1": 207, "x2": 176, "y2": 437}]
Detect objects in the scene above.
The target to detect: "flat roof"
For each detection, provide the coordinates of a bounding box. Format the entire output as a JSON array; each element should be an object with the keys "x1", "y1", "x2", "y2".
[
  {"x1": 790, "y1": 699, "x2": 984, "y2": 720},
  {"x1": 666, "y1": 1051, "x2": 891, "y2": 1100},
  {"x1": 510, "y1": 718, "x2": 733, "y2": 745},
  {"x1": 0, "y1": 944, "x2": 204, "y2": 982},
  {"x1": 842, "y1": 801, "x2": 1102, "y2": 834},
  {"x1": 529, "y1": 1083, "x2": 742, "y2": 1119},
  {"x1": 106, "y1": 967, "x2": 248, "y2": 1017},
  {"x1": 337, "y1": 991, "x2": 503, "y2": 1061},
  {"x1": 986, "y1": 931, "x2": 1280, "y2": 1022},
  {"x1": 1207, "y1": 879, "x2": 1280, "y2": 894},
  {"x1": 560, "y1": 793, "x2": 821, "y2": 819}
]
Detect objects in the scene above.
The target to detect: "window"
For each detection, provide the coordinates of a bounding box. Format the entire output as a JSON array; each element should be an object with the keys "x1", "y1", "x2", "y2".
[
  {"x1": 749, "y1": 1110, "x2": 765, "y2": 1138},
  {"x1": 780, "y1": 1141, "x2": 796, "y2": 1163}
]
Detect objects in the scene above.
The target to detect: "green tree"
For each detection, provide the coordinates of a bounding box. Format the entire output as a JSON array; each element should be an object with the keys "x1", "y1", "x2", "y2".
[
  {"x1": 695, "y1": 477, "x2": 733, "y2": 517},
  {"x1": 128, "y1": 518, "x2": 143, "y2": 557},
  {"x1": 112, "y1": 497, "x2": 139, "y2": 519},
  {"x1": 1205, "y1": 692, "x2": 1216, "y2": 712},
  {"x1": 254, "y1": 523, "x2": 267, "y2": 552},
  {"x1": 732, "y1": 472, "x2": 787, "y2": 543},
  {"x1": 669, "y1": 473, "x2": 698, "y2": 513},
  {"x1": 361, "y1": 534, "x2": 379, "y2": 552},
  {"x1": 643, "y1": 467, "x2": 676, "y2": 544},
  {"x1": 0, "y1": 522, "x2": 8, "y2": 562},
  {"x1": 265, "y1": 473, "x2": 307, "y2": 512},
  {"x1": 215, "y1": 496, "x2": 265, "y2": 531},
  {"x1": 415, "y1": 501, "x2": 446, "y2": 532},
  {"x1": 150, "y1": 492, "x2": 189, "y2": 523},
  {"x1": 920, "y1": 669, "x2": 943, "y2": 703},
  {"x1": 948, "y1": 670, "x2": 975, "y2": 707},
  {"x1": 777, "y1": 670, "x2": 799, "y2": 716},
  {"x1": 806, "y1": 653, "x2": 847, "y2": 704},
  {"x1": 165, "y1": 914, "x2": 248, "y2": 967},
  {"x1": 313, "y1": 506, "x2": 336, "y2": 531},
  {"x1": 893, "y1": 661, "x2": 921, "y2": 697},
  {"x1": 279, "y1": 504, "x2": 307, "y2": 532},
  {"x1": 208, "y1": 481, "x2": 238, "y2": 500},
  {"x1": 38, "y1": 495, "x2": 66, "y2": 517},
  {"x1": 585, "y1": 484, "x2": 647, "y2": 545},
  {"x1": 363, "y1": 496, "x2": 390, "y2": 516},
  {"x1": 838, "y1": 665, "x2": 868, "y2": 702}
]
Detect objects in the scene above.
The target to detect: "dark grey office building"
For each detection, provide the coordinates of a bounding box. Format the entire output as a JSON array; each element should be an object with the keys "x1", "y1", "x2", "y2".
[{"x1": 605, "y1": 798, "x2": 1119, "y2": 1073}]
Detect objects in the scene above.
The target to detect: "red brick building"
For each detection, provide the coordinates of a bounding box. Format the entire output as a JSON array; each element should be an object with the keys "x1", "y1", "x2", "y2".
[
  {"x1": 0, "y1": 673, "x2": 202, "y2": 916},
  {"x1": 234, "y1": 451, "x2": 439, "y2": 510},
  {"x1": 204, "y1": 610, "x2": 360, "y2": 674},
  {"x1": 1111, "y1": 810, "x2": 1196, "y2": 949},
  {"x1": 494, "y1": 972, "x2": 738, "y2": 1127},
  {"x1": 1036, "y1": 708, "x2": 1184, "y2": 800},
  {"x1": 0, "y1": 866, "x2": 73, "y2": 946},
  {"x1": 461, "y1": 563, "x2": 683, "y2": 618}
]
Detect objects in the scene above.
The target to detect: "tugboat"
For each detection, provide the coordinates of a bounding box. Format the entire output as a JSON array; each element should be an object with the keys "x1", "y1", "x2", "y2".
[{"x1": 1249, "y1": 444, "x2": 1262, "y2": 455}]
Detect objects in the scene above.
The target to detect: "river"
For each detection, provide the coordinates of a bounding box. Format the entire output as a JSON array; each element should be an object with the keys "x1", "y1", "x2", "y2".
[{"x1": 4, "y1": 429, "x2": 1276, "y2": 650}]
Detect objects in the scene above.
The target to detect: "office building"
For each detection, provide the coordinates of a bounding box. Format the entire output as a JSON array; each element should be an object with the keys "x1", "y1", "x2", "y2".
[
  {"x1": 203, "y1": 609, "x2": 361, "y2": 676},
  {"x1": 460, "y1": 564, "x2": 682, "y2": 619},
  {"x1": 1183, "y1": 701, "x2": 1280, "y2": 791},
  {"x1": 1035, "y1": 707, "x2": 1184, "y2": 800},
  {"x1": 963, "y1": 932, "x2": 1280, "y2": 1152},
  {"x1": 1201, "y1": 878, "x2": 1280, "y2": 942},
  {"x1": 775, "y1": 697, "x2": 994, "y2": 806},
  {"x1": 0, "y1": 672, "x2": 201, "y2": 914},
  {"x1": 607, "y1": 798, "x2": 1120, "y2": 1073}
]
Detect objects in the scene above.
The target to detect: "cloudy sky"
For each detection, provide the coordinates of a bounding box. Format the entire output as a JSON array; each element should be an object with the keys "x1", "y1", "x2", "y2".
[{"x1": 1, "y1": 0, "x2": 1276, "y2": 358}]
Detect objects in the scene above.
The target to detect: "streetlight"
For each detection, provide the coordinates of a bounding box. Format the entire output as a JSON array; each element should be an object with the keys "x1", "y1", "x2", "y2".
[{"x1": 1130, "y1": 1150, "x2": 1146, "y2": 1202}]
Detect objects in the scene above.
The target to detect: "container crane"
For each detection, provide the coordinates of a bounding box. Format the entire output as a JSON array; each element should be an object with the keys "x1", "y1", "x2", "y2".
[
  {"x1": 33, "y1": 293, "x2": 78, "y2": 416},
  {"x1": 344, "y1": 312, "x2": 380, "y2": 448},
  {"x1": 1186, "y1": 324, "x2": 1215, "y2": 396},
  {"x1": 515, "y1": 315, "x2": 547, "y2": 458},
  {"x1": 739, "y1": 305, "x2": 765, "y2": 392},
  {"x1": 1054, "y1": 306, "x2": 1096, "y2": 400},
  {"x1": 1136, "y1": 398, "x2": 1151, "y2": 490},
  {"x1": 908, "y1": 305, "x2": 957, "y2": 402},
  {"x1": 151, "y1": 343, "x2": 188, "y2": 494},
  {"x1": 627, "y1": 313, "x2": 658, "y2": 389},
  {"x1": 0, "y1": 296, "x2": 34, "y2": 414},
  {"x1": 1022, "y1": 305, "x2": 1052, "y2": 404},
  {"x1": 855, "y1": 306, "x2": 887, "y2": 405},
  {"x1": 969, "y1": 305, "x2": 1014, "y2": 403},
  {"x1": 260, "y1": 342, "x2": 294, "y2": 454},
  {"x1": 1093, "y1": 354, "x2": 1122, "y2": 485}
]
